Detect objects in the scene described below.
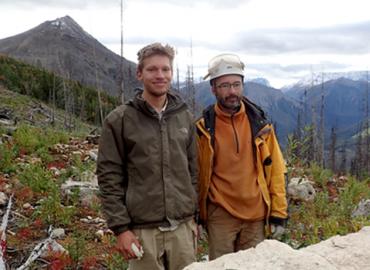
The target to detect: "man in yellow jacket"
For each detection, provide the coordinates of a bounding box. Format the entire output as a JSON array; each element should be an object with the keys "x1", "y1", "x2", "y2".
[{"x1": 196, "y1": 54, "x2": 288, "y2": 260}]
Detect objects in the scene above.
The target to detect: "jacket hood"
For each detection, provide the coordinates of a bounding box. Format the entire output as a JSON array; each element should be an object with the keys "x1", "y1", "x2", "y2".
[{"x1": 127, "y1": 88, "x2": 187, "y2": 117}]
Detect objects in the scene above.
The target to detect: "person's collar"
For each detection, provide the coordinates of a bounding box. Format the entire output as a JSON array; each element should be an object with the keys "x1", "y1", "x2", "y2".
[{"x1": 161, "y1": 97, "x2": 168, "y2": 112}]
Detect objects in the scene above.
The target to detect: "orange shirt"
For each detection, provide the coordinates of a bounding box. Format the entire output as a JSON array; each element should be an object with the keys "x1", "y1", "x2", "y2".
[{"x1": 209, "y1": 102, "x2": 266, "y2": 221}]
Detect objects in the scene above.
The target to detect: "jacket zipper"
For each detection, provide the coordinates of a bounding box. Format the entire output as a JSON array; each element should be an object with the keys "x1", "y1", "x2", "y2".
[{"x1": 230, "y1": 114, "x2": 239, "y2": 154}]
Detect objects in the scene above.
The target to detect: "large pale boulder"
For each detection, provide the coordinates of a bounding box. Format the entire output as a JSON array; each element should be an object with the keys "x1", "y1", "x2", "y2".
[
  {"x1": 303, "y1": 226, "x2": 370, "y2": 270},
  {"x1": 185, "y1": 226, "x2": 370, "y2": 270}
]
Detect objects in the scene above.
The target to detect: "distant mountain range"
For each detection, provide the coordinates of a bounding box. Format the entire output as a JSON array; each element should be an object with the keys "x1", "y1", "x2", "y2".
[
  {"x1": 282, "y1": 70, "x2": 370, "y2": 95},
  {"x1": 194, "y1": 74, "x2": 369, "y2": 147},
  {"x1": 0, "y1": 15, "x2": 140, "y2": 97},
  {"x1": 0, "y1": 15, "x2": 369, "y2": 149}
]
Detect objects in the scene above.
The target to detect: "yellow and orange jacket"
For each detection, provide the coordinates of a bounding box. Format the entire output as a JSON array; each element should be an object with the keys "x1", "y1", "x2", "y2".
[{"x1": 196, "y1": 97, "x2": 288, "y2": 227}]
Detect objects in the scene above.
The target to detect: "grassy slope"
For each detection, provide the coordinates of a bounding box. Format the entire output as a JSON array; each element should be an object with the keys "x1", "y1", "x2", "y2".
[{"x1": 0, "y1": 85, "x2": 369, "y2": 268}]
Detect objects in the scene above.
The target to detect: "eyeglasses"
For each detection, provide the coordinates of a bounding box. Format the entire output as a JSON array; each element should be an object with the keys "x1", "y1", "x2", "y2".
[{"x1": 216, "y1": 81, "x2": 243, "y2": 91}]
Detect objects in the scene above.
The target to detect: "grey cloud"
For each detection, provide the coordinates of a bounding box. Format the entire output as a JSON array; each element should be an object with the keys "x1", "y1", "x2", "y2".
[
  {"x1": 229, "y1": 21, "x2": 370, "y2": 55},
  {"x1": 102, "y1": 35, "x2": 194, "y2": 50},
  {"x1": 1, "y1": 0, "x2": 119, "y2": 9},
  {"x1": 2, "y1": 0, "x2": 250, "y2": 9},
  {"x1": 248, "y1": 62, "x2": 350, "y2": 78},
  {"x1": 133, "y1": 0, "x2": 251, "y2": 8}
]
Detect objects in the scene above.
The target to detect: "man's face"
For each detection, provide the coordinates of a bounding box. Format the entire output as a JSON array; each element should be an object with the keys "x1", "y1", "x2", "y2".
[
  {"x1": 212, "y1": 74, "x2": 243, "y2": 111},
  {"x1": 137, "y1": 55, "x2": 172, "y2": 97}
]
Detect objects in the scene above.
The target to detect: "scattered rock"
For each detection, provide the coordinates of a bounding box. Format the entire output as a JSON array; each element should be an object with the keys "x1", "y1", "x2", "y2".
[
  {"x1": 61, "y1": 177, "x2": 99, "y2": 207},
  {"x1": 23, "y1": 203, "x2": 33, "y2": 210},
  {"x1": 40, "y1": 239, "x2": 67, "y2": 259},
  {"x1": 80, "y1": 216, "x2": 106, "y2": 225},
  {"x1": 287, "y1": 177, "x2": 316, "y2": 202},
  {"x1": 48, "y1": 166, "x2": 62, "y2": 176},
  {"x1": 0, "y1": 192, "x2": 8, "y2": 206},
  {"x1": 80, "y1": 171, "x2": 97, "y2": 183},
  {"x1": 50, "y1": 228, "x2": 66, "y2": 239},
  {"x1": 351, "y1": 199, "x2": 370, "y2": 218},
  {"x1": 0, "y1": 119, "x2": 12, "y2": 126},
  {"x1": 95, "y1": 229, "x2": 105, "y2": 241},
  {"x1": 88, "y1": 149, "x2": 98, "y2": 161}
]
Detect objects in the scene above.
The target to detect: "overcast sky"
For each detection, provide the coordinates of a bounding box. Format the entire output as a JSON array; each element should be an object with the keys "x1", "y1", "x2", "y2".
[{"x1": 0, "y1": 0, "x2": 369, "y2": 88}]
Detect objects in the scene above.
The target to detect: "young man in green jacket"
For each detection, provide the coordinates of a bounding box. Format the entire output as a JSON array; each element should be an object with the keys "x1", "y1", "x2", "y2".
[{"x1": 97, "y1": 43, "x2": 198, "y2": 270}]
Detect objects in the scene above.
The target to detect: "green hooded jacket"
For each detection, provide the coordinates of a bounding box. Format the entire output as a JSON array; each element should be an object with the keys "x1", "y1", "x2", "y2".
[{"x1": 97, "y1": 91, "x2": 198, "y2": 235}]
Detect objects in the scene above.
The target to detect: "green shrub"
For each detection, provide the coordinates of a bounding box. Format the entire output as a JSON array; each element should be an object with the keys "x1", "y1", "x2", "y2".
[
  {"x1": 18, "y1": 163, "x2": 55, "y2": 193},
  {"x1": 13, "y1": 124, "x2": 69, "y2": 154},
  {"x1": 310, "y1": 163, "x2": 333, "y2": 188},
  {"x1": 285, "y1": 165, "x2": 370, "y2": 248},
  {"x1": 0, "y1": 143, "x2": 17, "y2": 174},
  {"x1": 33, "y1": 187, "x2": 76, "y2": 226}
]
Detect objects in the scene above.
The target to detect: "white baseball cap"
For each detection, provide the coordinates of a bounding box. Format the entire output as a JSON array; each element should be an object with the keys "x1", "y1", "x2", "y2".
[{"x1": 203, "y1": 53, "x2": 245, "y2": 81}]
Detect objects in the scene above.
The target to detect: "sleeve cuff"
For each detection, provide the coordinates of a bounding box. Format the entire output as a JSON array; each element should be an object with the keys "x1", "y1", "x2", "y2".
[
  {"x1": 111, "y1": 225, "x2": 130, "y2": 236},
  {"x1": 269, "y1": 216, "x2": 288, "y2": 226}
]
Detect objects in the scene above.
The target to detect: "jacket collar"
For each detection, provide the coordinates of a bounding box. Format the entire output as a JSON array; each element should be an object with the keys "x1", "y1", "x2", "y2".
[
  {"x1": 127, "y1": 89, "x2": 187, "y2": 118},
  {"x1": 202, "y1": 96, "x2": 268, "y2": 140}
]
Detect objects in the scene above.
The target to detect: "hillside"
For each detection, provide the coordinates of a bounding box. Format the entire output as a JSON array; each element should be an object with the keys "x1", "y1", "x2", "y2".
[
  {"x1": 0, "y1": 84, "x2": 369, "y2": 269},
  {"x1": 286, "y1": 78, "x2": 370, "y2": 143},
  {"x1": 0, "y1": 54, "x2": 118, "y2": 126},
  {"x1": 0, "y1": 85, "x2": 96, "y2": 134},
  {"x1": 0, "y1": 16, "x2": 140, "y2": 98}
]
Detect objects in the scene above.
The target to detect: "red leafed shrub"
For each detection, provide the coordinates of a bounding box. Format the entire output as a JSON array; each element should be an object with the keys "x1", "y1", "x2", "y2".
[
  {"x1": 48, "y1": 252, "x2": 73, "y2": 270},
  {"x1": 15, "y1": 186, "x2": 34, "y2": 202},
  {"x1": 82, "y1": 256, "x2": 99, "y2": 269},
  {"x1": 17, "y1": 228, "x2": 32, "y2": 241},
  {"x1": 47, "y1": 161, "x2": 66, "y2": 170}
]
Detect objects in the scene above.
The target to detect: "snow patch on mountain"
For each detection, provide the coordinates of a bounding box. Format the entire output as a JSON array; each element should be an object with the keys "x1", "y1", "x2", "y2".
[{"x1": 282, "y1": 70, "x2": 369, "y2": 92}]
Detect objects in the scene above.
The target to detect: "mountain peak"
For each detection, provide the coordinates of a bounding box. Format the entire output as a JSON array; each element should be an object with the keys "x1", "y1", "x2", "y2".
[
  {"x1": 42, "y1": 15, "x2": 89, "y2": 39},
  {"x1": 0, "y1": 16, "x2": 139, "y2": 97},
  {"x1": 49, "y1": 15, "x2": 77, "y2": 28}
]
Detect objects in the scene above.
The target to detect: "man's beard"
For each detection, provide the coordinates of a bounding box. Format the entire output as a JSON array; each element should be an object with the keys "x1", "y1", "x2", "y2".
[
  {"x1": 217, "y1": 94, "x2": 242, "y2": 111},
  {"x1": 146, "y1": 86, "x2": 169, "y2": 97}
]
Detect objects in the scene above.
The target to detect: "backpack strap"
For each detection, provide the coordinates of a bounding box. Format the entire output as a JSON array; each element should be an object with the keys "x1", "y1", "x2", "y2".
[{"x1": 203, "y1": 104, "x2": 216, "y2": 148}]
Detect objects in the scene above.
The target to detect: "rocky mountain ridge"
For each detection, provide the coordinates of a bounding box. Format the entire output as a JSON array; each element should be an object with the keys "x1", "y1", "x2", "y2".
[{"x1": 0, "y1": 15, "x2": 140, "y2": 98}]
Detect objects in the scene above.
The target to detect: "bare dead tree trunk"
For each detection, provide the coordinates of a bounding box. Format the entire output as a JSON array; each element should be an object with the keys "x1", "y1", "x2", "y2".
[
  {"x1": 176, "y1": 65, "x2": 180, "y2": 91},
  {"x1": 185, "y1": 39, "x2": 197, "y2": 115},
  {"x1": 365, "y1": 70, "x2": 369, "y2": 173},
  {"x1": 318, "y1": 72, "x2": 325, "y2": 167},
  {"x1": 92, "y1": 42, "x2": 104, "y2": 126},
  {"x1": 329, "y1": 126, "x2": 337, "y2": 172},
  {"x1": 339, "y1": 141, "x2": 347, "y2": 174},
  {"x1": 61, "y1": 77, "x2": 69, "y2": 130},
  {"x1": 119, "y1": 0, "x2": 125, "y2": 103},
  {"x1": 355, "y1": 123, "x2": 363, "y2": 177},
  {"x1": 79, "y1": 83, "x2": 86, "y2": 121},
  {"x1": 303, "y1": 87, "x2": 308, "y2": 127},
  {"x1": 51, "y1": 73, "x2": 56, "y2": 125}
]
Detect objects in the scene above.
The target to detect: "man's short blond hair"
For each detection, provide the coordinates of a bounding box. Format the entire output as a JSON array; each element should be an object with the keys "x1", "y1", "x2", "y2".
[{"x1": 137, "y1": 43, "x2": 175, "y2": 72}]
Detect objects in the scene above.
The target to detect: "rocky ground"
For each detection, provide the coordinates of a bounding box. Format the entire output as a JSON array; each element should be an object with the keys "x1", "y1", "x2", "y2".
[{"x1": 0, "y1": 86, "x2": 369, "y2": 269}]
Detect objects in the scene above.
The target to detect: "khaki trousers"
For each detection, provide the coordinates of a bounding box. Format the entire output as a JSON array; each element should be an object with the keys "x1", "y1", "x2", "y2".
[
  {"x1": 129, "y1": 219, "x2": 197, "y2": 270},
  {"x1": 207, "y1": 203, "x2": 265, "y2": 260}
]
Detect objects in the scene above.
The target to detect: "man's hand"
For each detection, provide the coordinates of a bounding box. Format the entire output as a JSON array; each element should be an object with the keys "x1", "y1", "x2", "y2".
[
  {"x1": 115, "y1": 230, "x2": 142, "y2": 260},
  {"x1": 270, "y1": 224, "x2": 285, "y2": 239}
]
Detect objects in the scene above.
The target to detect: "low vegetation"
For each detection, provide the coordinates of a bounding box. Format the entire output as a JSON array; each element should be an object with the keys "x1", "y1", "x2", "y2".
[
  {"x1": 0, "y1": 54, "x2": 118, "y2": 126},
  {"x1": 0, "y1": 74, "x2": 369, "y2": 268}
]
